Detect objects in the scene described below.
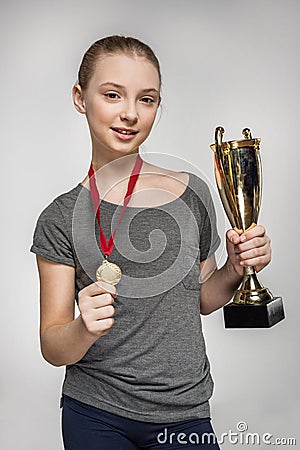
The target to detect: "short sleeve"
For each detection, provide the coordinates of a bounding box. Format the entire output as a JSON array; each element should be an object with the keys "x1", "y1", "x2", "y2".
[
  {"x1": 192, "y1": 177, "x2": 221, "y2": 263},
  {"x1": 30, "y1": 200, "x2": 75, "y2": 267},
  {"x1": 199, "y1": 193, "x2": 221, "y2": 262}
]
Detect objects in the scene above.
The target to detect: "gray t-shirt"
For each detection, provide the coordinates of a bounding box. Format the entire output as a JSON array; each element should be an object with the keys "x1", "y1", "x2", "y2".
[{"x1": 30, "y1": 171, "x2": 221, "y2": 423}]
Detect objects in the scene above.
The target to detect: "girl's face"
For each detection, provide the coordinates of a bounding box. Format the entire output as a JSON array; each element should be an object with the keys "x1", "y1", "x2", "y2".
[{"x1": 73, "y1": 54, "x2": 161, "y2": 158}]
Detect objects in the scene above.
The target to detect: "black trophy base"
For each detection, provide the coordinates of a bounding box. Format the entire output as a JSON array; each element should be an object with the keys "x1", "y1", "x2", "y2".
[{"x1": 223, "y1": 297, "x2": 285, "y2": 328}]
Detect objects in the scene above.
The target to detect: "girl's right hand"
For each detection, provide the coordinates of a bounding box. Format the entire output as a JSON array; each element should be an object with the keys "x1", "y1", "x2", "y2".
[{"x1": 78, "y1": 281, "x2": 117, "y2": 337}]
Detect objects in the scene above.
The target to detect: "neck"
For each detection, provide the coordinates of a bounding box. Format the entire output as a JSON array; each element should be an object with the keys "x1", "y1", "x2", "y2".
[
  {"x1": 91, "y1": 150, "x2": 141, "y2": 178},
  {"x1": 81, "y1": 149, "x2": 143, "y2": 196}
]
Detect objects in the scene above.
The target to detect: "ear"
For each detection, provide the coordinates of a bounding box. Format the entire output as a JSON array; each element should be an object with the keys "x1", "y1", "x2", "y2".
[{"x1": 72, "y1": 83, "x2": 86, "y2": 114}]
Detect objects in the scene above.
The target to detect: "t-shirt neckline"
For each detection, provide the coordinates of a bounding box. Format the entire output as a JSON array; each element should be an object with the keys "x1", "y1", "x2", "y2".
[{"x1": 77, "y1": 171, "x2": 191, "y2": 209}]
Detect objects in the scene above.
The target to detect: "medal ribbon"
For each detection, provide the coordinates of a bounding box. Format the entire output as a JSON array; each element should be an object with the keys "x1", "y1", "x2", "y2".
[{"x1": 88, "y1": 153, "x2": 143, "y2": 257}]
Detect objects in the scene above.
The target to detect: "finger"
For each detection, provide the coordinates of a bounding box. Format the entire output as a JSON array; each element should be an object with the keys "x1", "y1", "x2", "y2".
[
  {"x1": 241, "y1": 225, "x2": 266, "y2": 242},
  {"x1": 87, "y1": 281, "x2": 117, "y2": 298},
  {"x1": 92, "y1": 304, "x2": 115, "y2": 320},
  {"x1": 239, "y1": 250, "x2": 271, "y2": 269},
  {"x1": 95, "y1": 280, "x2": 117, "y2": 297},
  {"x1": 87, "y1": 317, "x2": 115, "y2": 336},
  {"x1": 234, "y1": 236, "x2": 269, "y2": 253},
  {"x1": 240, "y1": 255, "x2": 270, "y2": 270},
  {"x1": 238, "y1": 243, "x2": 270, "y2": 262},
  {"x1": 91, "y1": 292, "x2": 115, "y2": 308},
  {"x1": 96, "y1": 317, "x2": 115, "y2": 330},
  {"x1": 226, "y1": 229, "x2": 241, "y2": 245}
]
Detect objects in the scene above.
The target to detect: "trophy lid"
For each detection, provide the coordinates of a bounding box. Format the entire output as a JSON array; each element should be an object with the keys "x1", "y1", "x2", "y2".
[{"x1": 210, "y1": 128, "x2": 261, "y2": 151}]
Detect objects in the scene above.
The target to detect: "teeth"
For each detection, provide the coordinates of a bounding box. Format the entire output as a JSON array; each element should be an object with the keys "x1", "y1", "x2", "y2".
[{"x1": 115, "y1": 129, "x2": 134, "y2": 135}]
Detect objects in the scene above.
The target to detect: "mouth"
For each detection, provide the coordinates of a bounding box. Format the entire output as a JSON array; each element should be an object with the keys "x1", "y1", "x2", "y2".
[
  {"x1": 111, "y1": 127, "x2": 138, "y2": 135},
  {"x1": 111, "y1": 127, "x2": 138, "y2": 140}
]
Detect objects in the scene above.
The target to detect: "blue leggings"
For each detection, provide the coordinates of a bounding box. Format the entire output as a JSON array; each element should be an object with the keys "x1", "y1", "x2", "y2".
[{"x1": 61, "y1": 395, "x2": 220, "y2": 449}]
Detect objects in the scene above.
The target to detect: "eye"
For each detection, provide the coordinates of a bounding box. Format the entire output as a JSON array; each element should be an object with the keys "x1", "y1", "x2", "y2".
[
  {"x1": 140, "y1": 97, "x2": 155, "y2": 104},
  {"x1": 104, "y1": 92, "x2": 120, "y2": 99}
]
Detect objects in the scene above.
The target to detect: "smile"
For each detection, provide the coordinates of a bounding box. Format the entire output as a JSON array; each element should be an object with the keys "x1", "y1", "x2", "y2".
[
  {"x1": 111, "y1": 128, "x2": 138, "y2": 140},
  {"x1": 111, "y1": 127, "x2": 138, "y2": 135}
]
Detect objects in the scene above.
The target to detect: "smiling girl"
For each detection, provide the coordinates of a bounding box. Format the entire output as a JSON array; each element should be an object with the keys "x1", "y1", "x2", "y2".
[{"x1": 30, "y1": 36, "x2": 271, "y2": 449}]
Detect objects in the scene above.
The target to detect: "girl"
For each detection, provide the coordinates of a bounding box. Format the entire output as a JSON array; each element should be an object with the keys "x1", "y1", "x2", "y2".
[{"x1": 30, "y1": 36, "x2": 271, "y2": 449}]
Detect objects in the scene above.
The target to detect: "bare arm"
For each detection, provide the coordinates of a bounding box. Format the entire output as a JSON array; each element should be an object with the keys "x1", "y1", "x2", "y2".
[
  {"x1": 199, "y1": 254, "x2": 243, "y2": 315},
  {"x1": 37, "y1": 255, "x2": 116, "y2": 367},
  {"x1": 200, "y1": 225, "x2": 272, "y2": 315}
]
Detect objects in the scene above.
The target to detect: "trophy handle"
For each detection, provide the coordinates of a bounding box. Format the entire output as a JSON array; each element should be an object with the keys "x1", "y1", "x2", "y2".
[
  {"x1": 242, "y1": 128, "x2": 252, "y2": 140},
  {"x1": 214, "y1": 127, "x2": 242, "y2": 233},
  {"x1": 215, "y1": 126, "x2": 225, "y2": 162}
]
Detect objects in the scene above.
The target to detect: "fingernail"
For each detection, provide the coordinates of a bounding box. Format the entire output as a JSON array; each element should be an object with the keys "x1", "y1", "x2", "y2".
[{"x1": 241, "y1": 235, "x2": 246, "y2": 242}]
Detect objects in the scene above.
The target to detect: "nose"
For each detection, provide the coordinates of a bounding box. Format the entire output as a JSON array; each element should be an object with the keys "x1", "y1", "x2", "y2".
[{"x1": 120, "y1": 100, "x2": 138, "y2": 124}]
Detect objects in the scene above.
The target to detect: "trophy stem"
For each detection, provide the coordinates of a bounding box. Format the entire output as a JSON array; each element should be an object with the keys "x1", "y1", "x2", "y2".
[{"x1": 233, "y1": 266, "x2": 273, "y2": 305}]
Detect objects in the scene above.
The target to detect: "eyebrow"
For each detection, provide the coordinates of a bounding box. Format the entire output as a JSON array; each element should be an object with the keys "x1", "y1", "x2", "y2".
[{"x1": 99, "y1": 82, "x2": 159, "y2": 95}]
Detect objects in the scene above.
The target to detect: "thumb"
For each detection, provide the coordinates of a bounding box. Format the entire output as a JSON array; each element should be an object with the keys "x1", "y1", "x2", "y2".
[{"x1": 226, "y1": 228, "x2": 241, "y2": 245}]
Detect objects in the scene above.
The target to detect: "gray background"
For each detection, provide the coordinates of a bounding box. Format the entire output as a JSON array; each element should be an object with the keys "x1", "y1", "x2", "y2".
[{"x1": 1, "y1": 0, "x2": 299, "y2": 448}]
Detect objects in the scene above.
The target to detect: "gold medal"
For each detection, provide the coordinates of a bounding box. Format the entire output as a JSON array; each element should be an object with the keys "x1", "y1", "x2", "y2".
[{"x1": 96, "y1": 259, "x2": 122, "y2": 285}]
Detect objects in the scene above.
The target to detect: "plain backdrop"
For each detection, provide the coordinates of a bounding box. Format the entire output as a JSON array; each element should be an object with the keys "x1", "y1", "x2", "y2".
[{"x1": 1, "y1": 0, "x2": 299, "y2": 449}]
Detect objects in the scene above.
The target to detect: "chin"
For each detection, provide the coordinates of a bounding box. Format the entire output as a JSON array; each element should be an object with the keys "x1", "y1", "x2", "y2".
[{"x1": 111, "y1": 145, "x2": 140, "y2": 155}]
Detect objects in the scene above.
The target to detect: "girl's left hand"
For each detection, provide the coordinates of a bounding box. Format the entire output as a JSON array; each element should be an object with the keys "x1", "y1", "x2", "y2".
[{"x1": 226, "y1": 225, "x2": 272, "y2": 277}]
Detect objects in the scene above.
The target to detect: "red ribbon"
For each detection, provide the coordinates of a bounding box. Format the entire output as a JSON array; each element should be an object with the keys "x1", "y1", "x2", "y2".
[{"x1": 88, "y1": 154, "x2": 143, "y2": 257}]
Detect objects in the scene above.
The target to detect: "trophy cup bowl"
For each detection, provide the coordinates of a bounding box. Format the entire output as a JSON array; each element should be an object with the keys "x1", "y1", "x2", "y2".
[{"x1": 210, "y1": 127, "x2": 284, "y2": 328}]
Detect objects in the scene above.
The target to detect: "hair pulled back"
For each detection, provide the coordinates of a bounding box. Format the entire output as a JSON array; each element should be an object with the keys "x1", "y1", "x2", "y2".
[{"x1": 78, "y1": 35, "x2": 161, "y2": 92}]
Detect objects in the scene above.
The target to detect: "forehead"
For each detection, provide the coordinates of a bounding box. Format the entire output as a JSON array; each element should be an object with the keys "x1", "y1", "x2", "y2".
[{"x1": 90, "y1": 54, "x2": 160, "y2": 90}]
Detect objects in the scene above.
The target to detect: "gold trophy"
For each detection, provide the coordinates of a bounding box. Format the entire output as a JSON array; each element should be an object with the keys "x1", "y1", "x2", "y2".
[{"x1": 210, "y1": 127, "x2": 284, "y2": 328}]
